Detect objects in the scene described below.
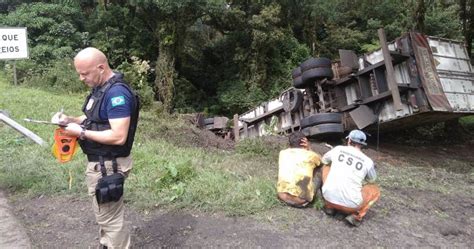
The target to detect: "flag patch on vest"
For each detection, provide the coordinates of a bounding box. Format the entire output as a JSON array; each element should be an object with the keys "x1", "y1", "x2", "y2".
[{"x1": 111, "y1": 96, "x2": 125, "y2": 107}]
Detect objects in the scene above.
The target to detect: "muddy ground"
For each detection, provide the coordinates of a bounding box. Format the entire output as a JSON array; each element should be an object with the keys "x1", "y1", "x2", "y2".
[{"x1": 7, "y1": 128, "x2": 474, "y2": 248}]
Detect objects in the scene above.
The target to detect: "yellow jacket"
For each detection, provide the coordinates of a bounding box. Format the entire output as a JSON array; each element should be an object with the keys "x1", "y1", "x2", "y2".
[{"x1": 277, "y1": 148, "x2": 321, "y2": 202}]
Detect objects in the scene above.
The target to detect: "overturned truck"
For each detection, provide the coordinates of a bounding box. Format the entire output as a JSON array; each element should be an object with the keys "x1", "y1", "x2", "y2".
[{"x1": 237, "y1": 28, "x2": 474, "y2": 139}]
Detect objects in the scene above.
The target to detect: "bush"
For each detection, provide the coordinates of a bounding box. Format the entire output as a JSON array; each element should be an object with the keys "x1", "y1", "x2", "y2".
[
  {"x1": 217, "y1": 80, "x2": 269, "y2": 116},
  {"x1": 21, "y1": 58, "x2": 87, "y2": 93},
  {"x1": 0, "y1": 3, "x2": 85, "y2": 84},
  {"x1": 116, "y1": 57, "x2": 155, "y2": 109},
  {"x1": 3, "y1": 60, "x2": 39, "y2": 85},
  {"x1": 459, "y1": 115, "x2": 474, "y2": 131},
  {"x1": 156, "y1": 160, "x2": 196, "y2": 189},
  {"x1": 173, "y1": 77, "x2": 208, "y2": 113}
]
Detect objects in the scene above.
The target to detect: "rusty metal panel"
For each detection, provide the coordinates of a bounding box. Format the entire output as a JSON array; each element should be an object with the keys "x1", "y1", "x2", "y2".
[
  {"x1": 393, "y1": 62, "x2": 412, "y2": 84},
  {"x1": 378, "y1": 99, "x2": 413, "y2": 124},
  {"x1": 344, "y1": 84, "x2": 358, "y2": 105},
  {"x1": 213, "y1": 117, "x2": 229, "y2": 129},
  {"x1": 410, "y1": 32, "x2": 452, "y2": 112},
  {"x1": 428, "y1": 37, "x2": 473, "y2": 73},
  {"x1": 339, "y1": 49, "x2": 359, "y2": 70},
  {"x1": 362, "y1": 43, "x2": 413, "y2": 87},
  {"x1": 349, "y1": 105, "x2": 377, "y2": 129},
  {"x1": 445, "y1": 92, "x2": 471, "y2": 111},
  {"x1": 428, "y1": 37, "x2": 474, "y2": 112},
  {"x1": 439, "y1": 75, "x2": 473, "y2": 112}
]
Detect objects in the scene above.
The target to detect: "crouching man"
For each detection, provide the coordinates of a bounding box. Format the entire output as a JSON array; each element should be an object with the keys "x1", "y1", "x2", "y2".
[
  {"x1": 277, "y1": 131, "x2": 321, "y2": 208},
  {"x1": 321, "y1": 129, "x2": 380, "y2": 226}
]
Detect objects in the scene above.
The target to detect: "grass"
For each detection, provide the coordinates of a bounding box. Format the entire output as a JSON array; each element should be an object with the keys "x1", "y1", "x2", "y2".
[
  {"x1": 0, "y1": 74, "x2": 281, "y2": 216},
  {"x1": 2, "y1": 73, "x2": 472, "y2": 218},
  {"x1": 460, "y1": 115, "x2": 474, "y2": 130},
  {"x1": 377, "y1": 160, "x2": 473, "y2": 196}
]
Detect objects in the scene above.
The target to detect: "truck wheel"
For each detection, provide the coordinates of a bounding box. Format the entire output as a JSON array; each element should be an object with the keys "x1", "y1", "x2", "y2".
[
  {"x1": 292, "y1": 67, "x2": 301, "y2": 79},
  {"x1": 301, "y1": 67, "x2": 334, "y2": 86},
  {"x1": 302, "y1": 123, "x2": 344, "y2": 138},
  {"x1": 204, "y1": 118, "x2": 214, "y2": 125},
  {"x1": 283, "y1": 89, "x2": 303, "y2": 113},
  {"x1": 300, "y1": 113, "x2": 342, "y2": 128},
  {"x1": 293, "y1": 76, "x2": 305, "y2": 89},
  {"x1": 300, "y1": 57, "x2": 332, "y2": 71}
]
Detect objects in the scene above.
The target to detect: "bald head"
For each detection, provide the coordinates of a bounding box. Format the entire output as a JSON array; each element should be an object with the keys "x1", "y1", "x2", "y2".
[
  {"x1": 74, "y1": 47, "x2": 113, "y2": 87},
  {"x1": 74, "y1": 47, "x2": 108, "y2": 66}
]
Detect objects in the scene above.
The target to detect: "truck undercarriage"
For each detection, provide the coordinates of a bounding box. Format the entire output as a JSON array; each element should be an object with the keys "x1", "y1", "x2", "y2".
[{"x1": 237, "y1": 28, "x2": 474, "y2": 140}]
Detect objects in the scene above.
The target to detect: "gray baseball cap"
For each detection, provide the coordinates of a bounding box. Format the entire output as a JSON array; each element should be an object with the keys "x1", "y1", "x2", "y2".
[{"x1": 346, "y1": 129, "x2": 367, "y2": 146}]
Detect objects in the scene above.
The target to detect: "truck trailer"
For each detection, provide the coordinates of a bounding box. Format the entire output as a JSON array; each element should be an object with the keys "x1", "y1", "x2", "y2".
[{"x1": 237, "y1": 28, "x2": 474, "y2": 139}]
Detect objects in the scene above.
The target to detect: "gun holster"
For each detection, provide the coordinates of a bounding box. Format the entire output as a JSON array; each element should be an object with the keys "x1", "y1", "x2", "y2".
[{"x1": 95, "y1": 156, "x2": 124, "y2": 204}]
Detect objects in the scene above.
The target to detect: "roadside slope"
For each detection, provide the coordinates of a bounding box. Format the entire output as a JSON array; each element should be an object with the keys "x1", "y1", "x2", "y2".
[
  {"x1": 10, "y1": 142, "x2": 474, "y2": 248},
  {"x1": 0, "y1": 191, "x2": 31, "y2": 249}
]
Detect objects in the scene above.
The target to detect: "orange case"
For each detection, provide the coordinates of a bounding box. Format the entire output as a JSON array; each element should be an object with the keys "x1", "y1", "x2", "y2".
[{"x1": 52, "y1": 128, "x2": 78, "y2": 163}]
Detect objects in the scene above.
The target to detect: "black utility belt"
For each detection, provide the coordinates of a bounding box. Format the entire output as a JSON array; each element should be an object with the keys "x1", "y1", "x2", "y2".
[
  {"x1": 92, "y1": 155, "x2": 125, "y2": 204},
  {"x1": 87, "y1": 154, "x2": 120, "y2": 162}
]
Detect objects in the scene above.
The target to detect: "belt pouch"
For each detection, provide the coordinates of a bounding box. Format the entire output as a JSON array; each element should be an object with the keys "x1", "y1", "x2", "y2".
[{"x1": 95, "y1": 156, "x2": 124, "y2": 204}]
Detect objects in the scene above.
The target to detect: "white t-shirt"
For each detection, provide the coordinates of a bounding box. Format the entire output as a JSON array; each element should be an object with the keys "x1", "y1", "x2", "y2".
[{"x1": 321, "y1": 145, "x2": 377, "y2": 208}]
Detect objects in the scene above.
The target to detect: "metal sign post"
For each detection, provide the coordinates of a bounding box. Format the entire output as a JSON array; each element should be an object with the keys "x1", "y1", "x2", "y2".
[
  {"x1": 0, "y1": 27, "x2": 29, "y2": 85},
  {"x1": 13, "y1": 61, "x2": 17, "y2": 85}
]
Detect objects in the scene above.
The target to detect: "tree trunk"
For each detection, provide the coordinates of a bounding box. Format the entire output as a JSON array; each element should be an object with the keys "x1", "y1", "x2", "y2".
[
  {"x1": 414, "y1": 0, "x2": 426, "y2": 33},
  {"x1": 155, "y1": 44, "x2": 176, "y2": 113},
  {"x1": 460, "y1": 0, "x2": 473, "y2": 62}
]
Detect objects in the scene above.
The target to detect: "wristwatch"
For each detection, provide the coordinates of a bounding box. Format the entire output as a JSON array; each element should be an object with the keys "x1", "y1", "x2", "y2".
[{"x1": 79, "y1": 127, "x2": 86, "y2": 140}]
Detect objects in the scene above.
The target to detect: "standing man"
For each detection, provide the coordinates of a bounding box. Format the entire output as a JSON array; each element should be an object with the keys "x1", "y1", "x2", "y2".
[
  {"x1": 321, "y1": 130, "x2": 380, "y2": 227},
  {"x1": 277, "y1": 131, "x2": 321, "y2": 208},
  {"x1": 52, "y1": 47, "x2": 139, "y2": 248}
]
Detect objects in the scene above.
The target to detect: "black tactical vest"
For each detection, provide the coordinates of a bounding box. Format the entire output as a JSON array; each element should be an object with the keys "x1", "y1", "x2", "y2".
[{"x1": 79, "y1": 73, "x2": 139, "y2": 160}]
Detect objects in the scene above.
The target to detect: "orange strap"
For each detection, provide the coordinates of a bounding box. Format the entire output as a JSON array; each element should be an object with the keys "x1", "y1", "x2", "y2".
[{"x1": 52, "y1": 128, "x2": 78, "y2": 163}]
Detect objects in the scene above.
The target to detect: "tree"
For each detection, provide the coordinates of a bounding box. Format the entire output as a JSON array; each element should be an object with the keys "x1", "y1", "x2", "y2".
[
  {"x1": 414, "y1": 0, "x2": 426, "y2": 33},
  {"x1": 0, "y1": 3, "x2": 84, "y2": 64},
  {"x1": 115, "y1": 0, "x2": 225, "y2": 113},
  {"x1": 460, "y1": 0, "x2": 473, "y2": 61},
  {"x1": 1, "y1": 0, "x2": 469, "y2": 114},
  {"x1": 0, "y1": 2, "x2": 85, "y2": 85}
]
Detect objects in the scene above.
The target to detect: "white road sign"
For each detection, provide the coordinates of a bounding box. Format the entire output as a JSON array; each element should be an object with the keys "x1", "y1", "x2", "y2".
[{"x1": 0, "y1": 27, "x2": 28, "y2": 60}]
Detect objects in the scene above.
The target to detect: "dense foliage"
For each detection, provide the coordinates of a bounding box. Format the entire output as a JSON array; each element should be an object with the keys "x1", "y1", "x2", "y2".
[{"x1": 0, "y1": 0, "x2": 472, "y2": 114}]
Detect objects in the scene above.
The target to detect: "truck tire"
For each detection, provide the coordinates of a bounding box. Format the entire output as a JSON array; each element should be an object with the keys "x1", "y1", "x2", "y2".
[
  {"x1": 300, "y1": 113, "x2": 342, "y2": 128},
  {"x1": 301, "y1": 67, "x2": 334, "y2": 86},
  {"x1": 300, "y1": 57, "x2": 332, "y2": 71},
  {"x1": 291, "y1": 67, "x2": 301, "y2": 79},
  {"x1": 283, "y1": 89, "x2": 304, "y2": 113},
  {"x1": 302, "y1": 123, "x2": 344, "y2": 138},
  {"x1": 204, "y1": 118, "x2": 214, "y2": 125},
  {"x1": 293, "y1": 76, "x2": 305, "y2": 89}
]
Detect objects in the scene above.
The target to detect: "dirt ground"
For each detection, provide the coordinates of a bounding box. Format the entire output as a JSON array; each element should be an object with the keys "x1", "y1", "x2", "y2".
[{"x1": 6, "y1": 127, "x2": 474, "y2": 248}]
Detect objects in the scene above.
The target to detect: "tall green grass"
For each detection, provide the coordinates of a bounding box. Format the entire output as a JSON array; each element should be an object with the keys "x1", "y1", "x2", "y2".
[
  {"x1": 460, "y1": 115, "x2": 474, "y2": 130},
  {"x1": 0, "y1": 74, "x2": 87, "y2": 195},
  {"x1": 0, "y1": 74, "x2": 281, "y2": 215}
]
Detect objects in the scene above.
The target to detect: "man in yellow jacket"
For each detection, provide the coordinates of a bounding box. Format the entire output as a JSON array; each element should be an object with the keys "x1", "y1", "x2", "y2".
[{"x1": 277, "y1": 131, "x2": 322, "y2": 207}]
